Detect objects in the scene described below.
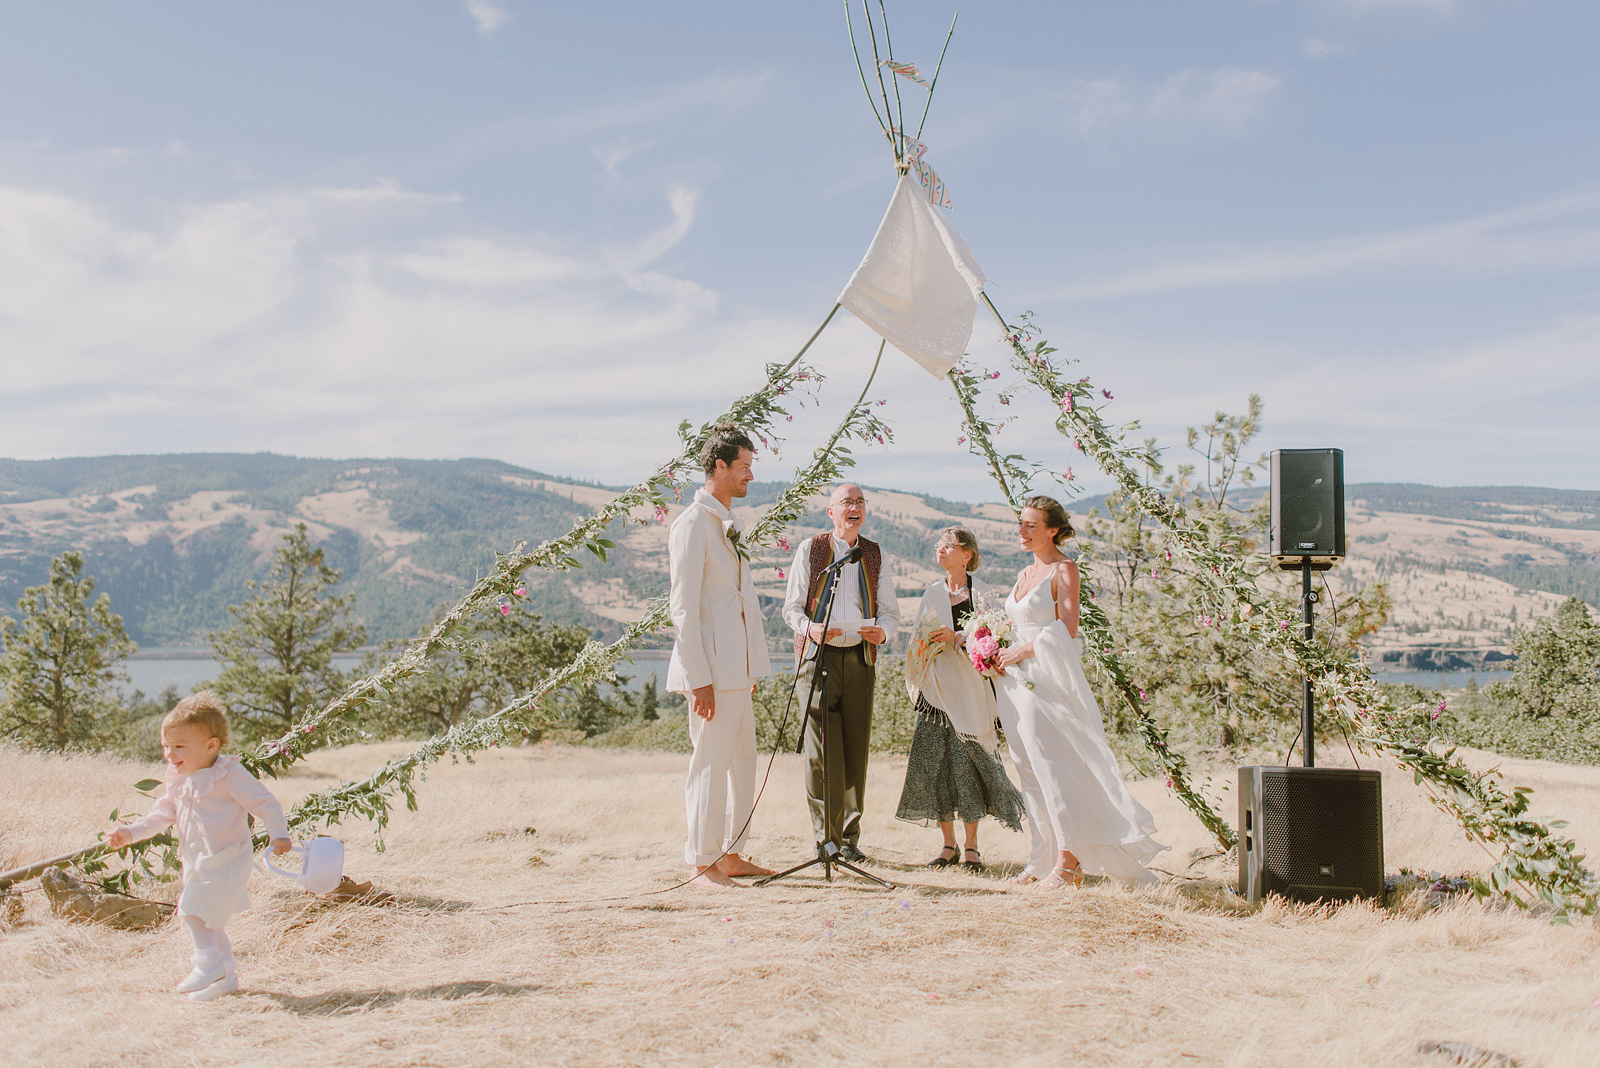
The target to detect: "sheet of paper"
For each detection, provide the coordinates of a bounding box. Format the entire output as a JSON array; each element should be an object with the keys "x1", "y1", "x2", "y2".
[{"x1": 836, "y1": 618, "x2": 875, "y2": 638}]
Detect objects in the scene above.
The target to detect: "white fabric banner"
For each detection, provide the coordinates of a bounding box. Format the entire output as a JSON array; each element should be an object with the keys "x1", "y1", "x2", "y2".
[{"x1": 837, "y1": 175, "x2": 987, "y2": 378}]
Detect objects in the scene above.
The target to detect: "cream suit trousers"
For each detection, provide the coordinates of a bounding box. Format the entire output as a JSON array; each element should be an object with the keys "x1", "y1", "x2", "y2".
[{"x1": 684, "y1": 687, "x2": 758, "y2": 867}]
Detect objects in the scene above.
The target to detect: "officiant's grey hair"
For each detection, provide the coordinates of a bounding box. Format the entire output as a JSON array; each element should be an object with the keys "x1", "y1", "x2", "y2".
[{"x1": 700, "y1": 424, "x2": 755, "y2": 477}]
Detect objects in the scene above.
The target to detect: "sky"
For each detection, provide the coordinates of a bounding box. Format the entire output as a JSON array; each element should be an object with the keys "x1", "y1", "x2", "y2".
[{"x1": 2, "y1": 1, "x2": 1598, "y2": 502}]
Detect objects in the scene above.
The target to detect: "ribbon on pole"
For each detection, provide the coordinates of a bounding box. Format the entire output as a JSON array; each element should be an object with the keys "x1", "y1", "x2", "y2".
[
  {"x1": 895, "y1": 131, "x2": 952, "y2": 209},
  {"x1": 879, "y1": 58, "x2": 929, "y2": 87}
]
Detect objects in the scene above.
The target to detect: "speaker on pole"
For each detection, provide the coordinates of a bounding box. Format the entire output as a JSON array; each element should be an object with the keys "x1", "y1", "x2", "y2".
[
  {"x1": 1270, "y1": 448, "x2": 1345, "y2": 570},
  {"x1": 1238, "y1": 766, "x2": 1384, "y2": 903}
]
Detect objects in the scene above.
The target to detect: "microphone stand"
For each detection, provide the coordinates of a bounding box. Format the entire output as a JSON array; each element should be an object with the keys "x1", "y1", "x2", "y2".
[{"x1": 757, "y1": 549, "x2": 893, "y2": 889}]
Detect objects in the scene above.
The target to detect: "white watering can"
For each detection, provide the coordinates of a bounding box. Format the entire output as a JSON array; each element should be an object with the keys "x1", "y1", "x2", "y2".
[{"x1": 262, "y1": 836, "x2": 345, "y2": 894}]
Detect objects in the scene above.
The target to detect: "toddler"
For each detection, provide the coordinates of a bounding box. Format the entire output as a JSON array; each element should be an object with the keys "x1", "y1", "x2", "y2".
[{"x1": 108, "y1": 692, "x2": 290, "y2": 1002}]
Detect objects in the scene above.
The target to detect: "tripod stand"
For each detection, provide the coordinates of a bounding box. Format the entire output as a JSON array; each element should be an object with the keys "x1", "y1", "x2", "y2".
[{"x1": 757, "y1": 551, "x2": 893, "y2": 889}]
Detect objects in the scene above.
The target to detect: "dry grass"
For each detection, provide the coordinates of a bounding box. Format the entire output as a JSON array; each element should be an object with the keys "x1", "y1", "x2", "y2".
[{"x1": 2, "y1": 741, "x2": 1598, "y2": 1068}]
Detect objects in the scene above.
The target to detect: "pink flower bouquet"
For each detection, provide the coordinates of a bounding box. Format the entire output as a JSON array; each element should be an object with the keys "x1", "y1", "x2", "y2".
[
  {"x1": 968, "y1": 628, "x2": 1002, "y2": 675},
  {"x1": 962, "y1": 596, "x2": 1015, "y2": 679}
]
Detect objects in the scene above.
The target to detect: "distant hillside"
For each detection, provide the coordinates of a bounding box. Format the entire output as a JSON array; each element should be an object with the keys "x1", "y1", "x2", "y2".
[
  {"x1": 0, "y1": 455, "x2": 632, "y2": 644},
  {"x1": 0, "y1": 457, "x2": 1596, "y2": 666},
  {"x1": 0, "y1": 454, "x2": 1032, "y2": 647}
]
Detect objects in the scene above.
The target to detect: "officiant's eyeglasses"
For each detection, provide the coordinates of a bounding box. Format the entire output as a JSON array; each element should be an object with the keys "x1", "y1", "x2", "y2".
[{"x1": 837, "y1": 497, "x2": 867, "y2": 508}]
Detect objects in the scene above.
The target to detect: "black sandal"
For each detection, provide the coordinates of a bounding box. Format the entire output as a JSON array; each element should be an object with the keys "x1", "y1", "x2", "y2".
[
  {"x1": 928, "y1": 845, "x2": 959, "y2": 868},
  {"x1": 962, "y1": 848, "x2": 985, "y2": 873}
]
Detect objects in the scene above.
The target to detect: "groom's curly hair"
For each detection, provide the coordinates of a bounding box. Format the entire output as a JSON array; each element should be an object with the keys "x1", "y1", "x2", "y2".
[{"x1": 700, "y1": 424, "x2": 755, "y2": 477}]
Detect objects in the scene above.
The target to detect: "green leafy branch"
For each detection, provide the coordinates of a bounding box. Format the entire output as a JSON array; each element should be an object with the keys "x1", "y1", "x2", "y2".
[
  {"x1": 278, "y1": 349, "x2": 897, "y2": 841},
  {"x1": 946, "y1": 324, "x2": 1232, "y2": 847},
  {"x1": 242, "y1": 358, "x2": 821, "y2": 777},
  {"x1": 987, "y1": 300, "x2": 1597, "y2": 913}
]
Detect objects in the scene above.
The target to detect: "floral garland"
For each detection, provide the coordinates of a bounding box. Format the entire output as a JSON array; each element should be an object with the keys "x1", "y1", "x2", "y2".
[
  {"x1": 279, "y1": 348, "x2": 896, "y2": 840},
  {"x1": 286, "y1": 603, "x2": 670, "y2": 841},
  {"x1": 981, "y1": 299, "x2": 1597, "y2": 915},
  {"x1": 947, "y1": 359, "x2": 1236, "y2": 849},
  {"x1": 241, "y1": 358, "x2": 822, "y2": 779}
]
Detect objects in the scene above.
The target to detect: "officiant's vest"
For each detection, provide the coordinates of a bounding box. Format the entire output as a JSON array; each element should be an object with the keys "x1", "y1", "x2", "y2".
[{"x1": 794, "y1": 535, "x2": 883, "y2": 666}]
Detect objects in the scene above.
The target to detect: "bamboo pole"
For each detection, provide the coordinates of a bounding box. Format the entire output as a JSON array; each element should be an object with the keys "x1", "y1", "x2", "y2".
[
  {"x1": 843, "y1": 4, "x2": 890, "y2": 139},
  {"x1": 0, "y1": 843, "x2": 106, "y2": 891},
  {"x1": 877, "y1": 0, "x2": 905, "y2": 140},
  {"x1": 914, "y1": 12, "x2": 958, "y2": 142}
]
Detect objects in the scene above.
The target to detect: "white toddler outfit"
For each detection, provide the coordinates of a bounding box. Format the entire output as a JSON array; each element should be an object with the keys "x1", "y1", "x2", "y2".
[{"x1": 121, "y1": 754, "x2": 288, "y2": 998}]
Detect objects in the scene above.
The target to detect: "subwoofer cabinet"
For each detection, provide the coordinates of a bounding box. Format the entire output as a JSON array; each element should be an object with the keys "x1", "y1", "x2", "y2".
[{"x1": 1238, "y1": 765, "x2": 1383, "y2": 903}]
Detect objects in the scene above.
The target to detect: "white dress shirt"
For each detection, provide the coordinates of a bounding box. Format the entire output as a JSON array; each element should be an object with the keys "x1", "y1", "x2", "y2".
[{"x1": 782, "y1": 533, "x2": 900, "y2": 649}]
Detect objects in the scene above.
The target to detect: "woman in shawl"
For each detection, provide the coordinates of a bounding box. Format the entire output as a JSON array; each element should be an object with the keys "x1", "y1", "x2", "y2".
[{"x1": 895, "y1": 526, "x2": 1025, "y2": 871}]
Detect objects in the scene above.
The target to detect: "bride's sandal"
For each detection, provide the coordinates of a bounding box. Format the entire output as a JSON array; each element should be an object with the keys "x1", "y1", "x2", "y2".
[
  {"x1": 1008, "y1": 870, "x2": 1040, "y2": 885},
  {"x1": 1041, "y1": 863, "x2": 1084, "y2": 889},
  {"x1": 928, "y1": 845, "x2": 959, "y2": 869}
]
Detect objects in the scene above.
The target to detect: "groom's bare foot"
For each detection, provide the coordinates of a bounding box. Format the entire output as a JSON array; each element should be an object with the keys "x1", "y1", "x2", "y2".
[
  {"x1": 716, "y1": 853, "x2": 775, "y2": 878},
  {"x1": 689, "y1": 865, "x2": 741, "y2": 889}
]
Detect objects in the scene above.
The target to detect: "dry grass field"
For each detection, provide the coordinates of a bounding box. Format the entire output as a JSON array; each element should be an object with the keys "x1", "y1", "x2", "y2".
[{"x1": 2, "y1": 740, "x2": 1598, "y2": 1068}]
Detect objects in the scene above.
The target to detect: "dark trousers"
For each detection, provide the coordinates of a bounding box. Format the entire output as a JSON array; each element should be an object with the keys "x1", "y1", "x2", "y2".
[{"x1": 802, "y1": 644, "x2": 875, "y2": 847}]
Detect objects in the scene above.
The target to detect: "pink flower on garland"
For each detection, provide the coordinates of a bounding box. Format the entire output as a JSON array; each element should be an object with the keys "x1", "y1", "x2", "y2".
[
  {"x1": 1061, "y1": 394, "x2": 1074, "y2": 411},
  {"x1": 777, "y1": 535, "x2": 790, "y2": 551},
  {"x1": 1063, "y1": 467, "x2": 1074, "y2": 482},
  {"x1": 513, "y1": 586, "x2": 527, "y2": 598},
  {"x1": 655, "y1": 505, "x2": 669, "y2": 524},
  {"x1": 1102, "y1": 389, "x2": 1114, "y2": 400},
  {"x1": 500, "y1": 604, "x2": 511, "y2": 617},
  {"x1": 776, "y1": 568, "x2": 786, "y2": 579}
]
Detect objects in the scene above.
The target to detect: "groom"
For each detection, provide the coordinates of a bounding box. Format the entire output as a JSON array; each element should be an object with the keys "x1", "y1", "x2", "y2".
[
  {"x1": 782, "y1": 483, "x2": 900, "y2": 862},
  {"x1": 665, "y1": 424, "x2": 775, "y2": 888}
]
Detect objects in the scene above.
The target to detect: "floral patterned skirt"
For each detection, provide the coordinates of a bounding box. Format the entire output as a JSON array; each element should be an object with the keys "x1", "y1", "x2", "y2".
[{"x1": 895, "y1": 696, "x2": 1025, "y2": 830}]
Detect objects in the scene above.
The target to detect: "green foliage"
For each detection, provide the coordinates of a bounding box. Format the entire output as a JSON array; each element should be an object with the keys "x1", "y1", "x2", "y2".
[
  {"x1": 358, "y1": 607, "x2": 592, "y2": 738},
  {"x1": 0, "y1": 551, "x2": 137, "y2": 751},
  {"x1": 1488, "y1": 597, "x2": 1600, "y2": 720},
  {"x1": 207, "y1": 524, "x2": 367, "y2": 745},
  {"x1": 976, "y1": 301, "x2": 1596, "y2": 914},
  {"x1": 1439, "y1": 601, "x2": 1600, "y2": 765},
  {"x1": 1079, "y1": 400, "x2": 1391, "y2": 754}
]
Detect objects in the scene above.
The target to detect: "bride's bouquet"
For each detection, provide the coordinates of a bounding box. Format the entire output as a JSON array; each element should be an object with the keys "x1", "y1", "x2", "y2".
[{"x1": 963, "y1": 595, "x2": 1015, "y2": 679}]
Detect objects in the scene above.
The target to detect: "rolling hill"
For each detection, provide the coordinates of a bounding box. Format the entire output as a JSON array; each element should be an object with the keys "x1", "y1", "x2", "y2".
[{"x1": 1, "y1": 455, "x2": 1597, "y2": 668}]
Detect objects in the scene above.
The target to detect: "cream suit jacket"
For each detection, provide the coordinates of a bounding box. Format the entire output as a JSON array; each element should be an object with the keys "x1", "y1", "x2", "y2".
[{"x1": 665, "y1": 487, "x2": 773, "y2": 693}]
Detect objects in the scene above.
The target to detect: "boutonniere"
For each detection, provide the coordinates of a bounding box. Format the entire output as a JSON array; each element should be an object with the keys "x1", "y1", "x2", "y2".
[{"x1": 724, "y1": 521, "x2": 751, "y2": 562}]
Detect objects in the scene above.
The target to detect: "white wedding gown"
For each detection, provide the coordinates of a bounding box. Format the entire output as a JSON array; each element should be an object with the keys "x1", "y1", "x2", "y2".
[{"x1": 995, "y1": 580, "x2": 1166, "y2": 885}]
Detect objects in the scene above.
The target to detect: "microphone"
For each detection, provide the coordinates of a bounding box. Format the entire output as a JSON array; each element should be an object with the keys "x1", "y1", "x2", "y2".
[{"x1": 821, "y1": 545, "x2": 864, "y2": 574}]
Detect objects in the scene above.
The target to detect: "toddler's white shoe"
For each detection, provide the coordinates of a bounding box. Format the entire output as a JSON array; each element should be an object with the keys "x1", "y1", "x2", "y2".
[
  {"x1": 187, "y1": 962, "x2": 238, "y2": 1003},
  {"x1": 175, "y1": 954, "x2": 225, "y2": 994}
]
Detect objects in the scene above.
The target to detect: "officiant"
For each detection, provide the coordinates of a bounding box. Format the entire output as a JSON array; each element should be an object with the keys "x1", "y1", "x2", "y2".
[{"x1": 781, "y1": 484, "x2": 900, "y2": 862}]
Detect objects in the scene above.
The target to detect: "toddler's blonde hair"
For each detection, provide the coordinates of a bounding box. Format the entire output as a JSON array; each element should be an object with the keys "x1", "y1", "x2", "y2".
[{"x1": 162, "y1": 691, "x2": 230, "y2": 747}]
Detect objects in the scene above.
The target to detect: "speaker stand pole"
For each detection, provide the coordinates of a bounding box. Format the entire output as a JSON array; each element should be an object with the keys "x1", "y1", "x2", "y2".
[{"x1": 1301, "y1": 556, "x2": 1316, "y2": 768}]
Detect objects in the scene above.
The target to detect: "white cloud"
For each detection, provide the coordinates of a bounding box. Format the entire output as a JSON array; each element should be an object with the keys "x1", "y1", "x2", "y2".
[
  {"x1": 0, "y1": 176, "x2": 797, "y2": 482},
  {"x1": 1051, "y1": 189, "x2": 1600, "y2": 300},
  {"x1": 1067, "y1": 67, "x2": 1281, "y2": 142},
  {"x1": 592, "y1": 137, "x2": 658, "y2": 176},
  {"x1": 464, "y1": 0, "x2": 511, "y2": 37},
  {"x1": 1300, "y1": 36, "x2": 1350, "y2": 58}
]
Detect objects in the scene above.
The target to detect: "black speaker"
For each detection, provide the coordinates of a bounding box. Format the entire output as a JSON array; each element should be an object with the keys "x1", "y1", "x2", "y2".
[
  {"x1": 1238, "y1": 766, "x2": 1383, "y2": 904},
  {"x1": 1270, "y1": 448, "x2": 1345, "y2": 568}
]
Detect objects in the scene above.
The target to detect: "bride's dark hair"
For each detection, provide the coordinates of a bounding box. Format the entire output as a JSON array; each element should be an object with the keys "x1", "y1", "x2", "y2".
[{"x1": 1022, "y1": 495, "x2": 1074, "y2": 545}]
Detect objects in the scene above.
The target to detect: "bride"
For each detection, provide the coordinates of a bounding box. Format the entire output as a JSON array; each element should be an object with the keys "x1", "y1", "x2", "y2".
[{"x1": 992, "y1": 495, "x2": 1166, "y2": 889}]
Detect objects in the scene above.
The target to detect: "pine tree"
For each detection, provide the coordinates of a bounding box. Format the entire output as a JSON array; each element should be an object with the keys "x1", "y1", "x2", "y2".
[
  {"x1": 207, "y1": 524, "x2": 366, "y2": 745},
  {"x1": 359, "y1": 605, "x2": 592, "y2": 737},
  {"x1": 1489, "y1": 597, "x2": 1600, "y2": 720},
  {"x1": 0, "y1": 551, "x2": 136, "y2": 751}
]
